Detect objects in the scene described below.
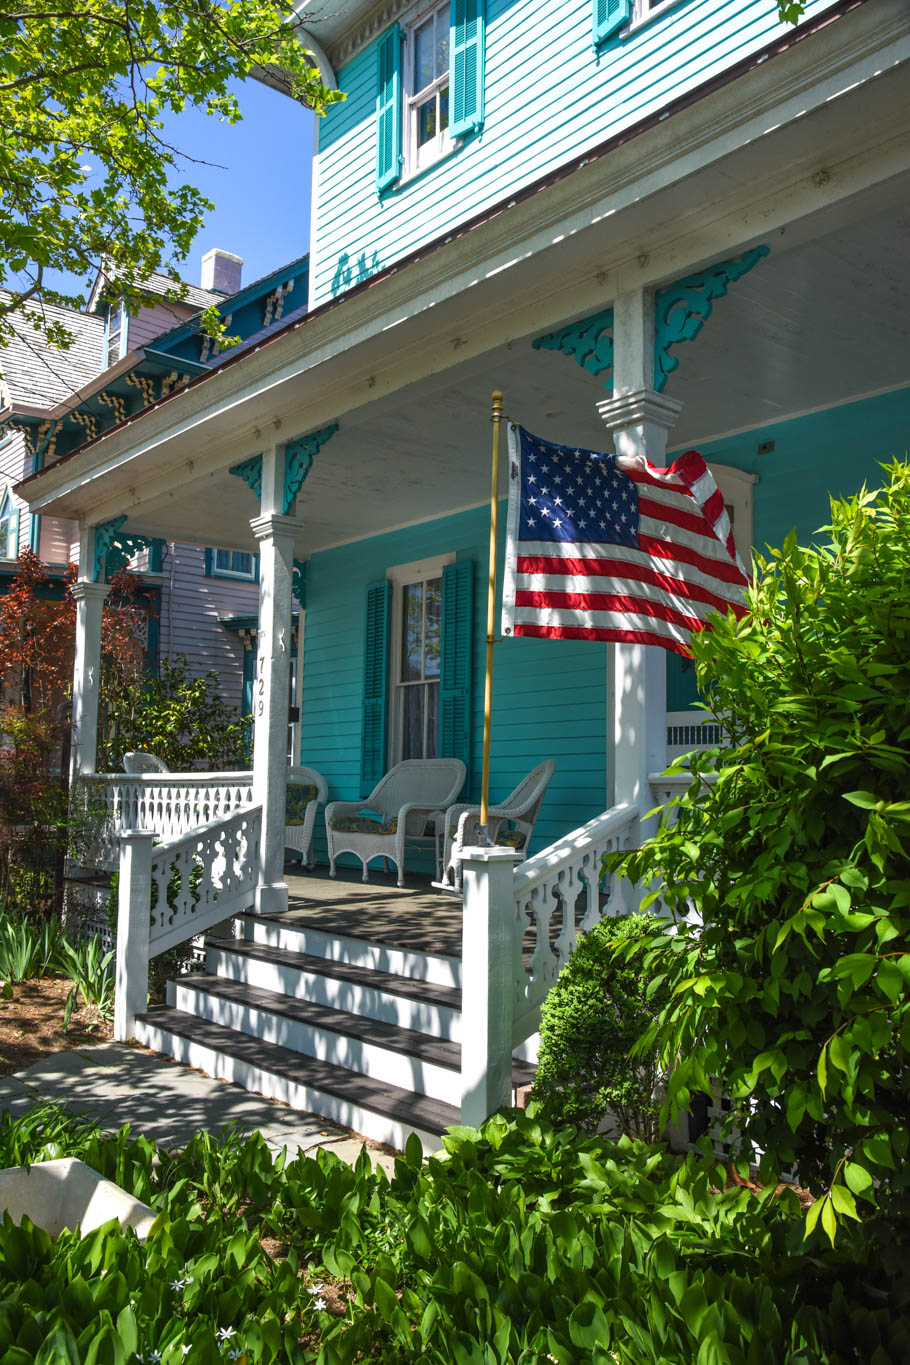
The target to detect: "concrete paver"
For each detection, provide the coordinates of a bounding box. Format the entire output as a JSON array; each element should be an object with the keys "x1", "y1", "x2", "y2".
[{"x1": 2, "y1": 1043, "x2": 397, "y2": 1171}]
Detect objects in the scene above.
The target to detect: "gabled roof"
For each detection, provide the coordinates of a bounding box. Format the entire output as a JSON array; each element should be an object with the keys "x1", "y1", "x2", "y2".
[
  {"x1": 87, "y1": 266, "x2": 222, "y2": 315},
  {"x1": 0, "y1": 295, "x2": 105, "y2": 408},
  {"x1": 1, "y1": 255, "x2": 310, "y2": 471}
]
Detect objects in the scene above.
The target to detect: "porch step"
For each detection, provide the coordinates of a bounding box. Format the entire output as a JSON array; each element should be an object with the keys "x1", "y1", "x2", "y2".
[
  {"x1": 240, "y1": 913, "x2": 461, "y2": 989},
  {"x1": 133, "y1": 1006, "x2": 460, "y2": 1153},
  {"x1": 205, "y1": 936, "x2": 462, "y2": 1042},
  {"x1": 169, "y1": 973, "x2": 463, "y2": 1104}
]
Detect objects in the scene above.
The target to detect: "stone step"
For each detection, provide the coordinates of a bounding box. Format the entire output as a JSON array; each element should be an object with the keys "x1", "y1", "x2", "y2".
[
  {"x1": 205, "y1": 937, "x2": 463, "y2": 1042},
  {"x1": 169, "y1": 974, "x2": 464, "y2": 1104},
  {"x1": 134, "y1": 1007, "x2": 460, "y2": 1153},
  {"x1": 239, "y1": 913, "x2": 461, "y2": 989}
]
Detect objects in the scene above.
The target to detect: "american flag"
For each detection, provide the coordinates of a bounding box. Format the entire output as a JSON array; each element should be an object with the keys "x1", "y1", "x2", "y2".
[{"x1": 501, "y1": 425, "x2": 750, "y2": 656}]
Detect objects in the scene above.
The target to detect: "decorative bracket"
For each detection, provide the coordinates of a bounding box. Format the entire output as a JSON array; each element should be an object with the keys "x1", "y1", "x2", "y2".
[
  {"x1": 532, "y1": 308, "x2": 614, "y2": 386},
  {"x1": 105, "y1": 532, "x2": 153, "y2": 578},
  {"x1": 282, "y1": 423, "x2": 339, "y2": 514},
  {"x1": 92, "y1": 515, "x2": 127, "y2": 581},
  {"x1": 292, "y1": 559, "x2": 307, "y2": 607},
  {"x1": 654, "y1": 246, "x2": 769, "y2": 391},
  {"x1": 229, "y1": 453, "x2": 263, "y2": 501}
]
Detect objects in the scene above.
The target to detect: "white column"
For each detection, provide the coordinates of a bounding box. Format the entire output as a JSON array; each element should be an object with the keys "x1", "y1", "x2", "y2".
[
  {"x1": 70, "y1": 578, "x2": 110, "y2": 781},
  {"x1": 599, "y1": 288, "x2": 682, "y2": 835},
  {"x1": 114, "y1": 829, "x2": 155, "y2": 1040},
  {"x1": 250, "y1": 445, "x2": 296, "y2": 915},
  {"x1": 460, "y1": 846, "x2": 521, "y2": 1126}
]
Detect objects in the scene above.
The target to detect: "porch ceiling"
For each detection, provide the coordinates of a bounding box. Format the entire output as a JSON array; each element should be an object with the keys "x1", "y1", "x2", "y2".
[{"x1": 36, "y1": 189, "x2": 906, "y2": 559}]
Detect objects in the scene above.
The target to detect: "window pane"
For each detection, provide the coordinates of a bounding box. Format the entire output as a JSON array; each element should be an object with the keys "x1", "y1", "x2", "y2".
[
  {"x1": 426, "y1": 681, "x2": 439, "y2": 758},
  {"x1": 439, "y1": 85, "x2": 449, "y2": 133},
  {"x1": 231, "y1": 551, "x2": 252, "y2": 576},
  {"x1": 417, "y1": 96, "x2": 437, "y2": 146},
  {"x1": 402, "y1": 582, "x2": 424, "y2": 681},
  {"x1": 424, "y1": 577, "x2": 441, "y2": 678},
  {"x1": 414, "y1": 19, "x2": 434, "y2": 92},
  {"x1": 215, "y1": 549, "x2": 231, "y2": 570},
  {"x1": 402, "y1": 684, "x2": 425, "y2": 760},
  {"x1": 435, "y1": 16, "x2": 449, "y2": 78}
]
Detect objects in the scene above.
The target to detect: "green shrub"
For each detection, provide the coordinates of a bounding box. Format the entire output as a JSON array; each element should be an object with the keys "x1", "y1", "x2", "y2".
[
  {"x1": 0, "y1": 1104, "x2": 908, "y2": 1363},
  {"x1": 610, "y1": 459, "x2": 910, "y2": 1239},
  {"x1": 534, "y1": 912, "x2": 669, "y2": 1139}
]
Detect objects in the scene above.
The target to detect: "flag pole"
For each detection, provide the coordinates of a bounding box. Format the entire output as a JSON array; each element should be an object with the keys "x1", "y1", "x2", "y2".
[{"x1": 480, "y1": 389, "x2": 503, "y2": 840}]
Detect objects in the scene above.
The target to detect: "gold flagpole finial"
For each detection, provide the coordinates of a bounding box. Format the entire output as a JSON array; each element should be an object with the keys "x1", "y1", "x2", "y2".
[{"x1": 480, "y1": 389, "x2": 504, "y2": 837}]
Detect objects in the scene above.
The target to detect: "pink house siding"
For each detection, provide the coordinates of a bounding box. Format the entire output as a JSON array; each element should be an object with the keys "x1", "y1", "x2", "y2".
[
  {"x1": 128, "y1": 301, "x2": 198, "y2": 352},
  {"x1": 157, "y1": 543, "x2": 260, "y2": 710}
]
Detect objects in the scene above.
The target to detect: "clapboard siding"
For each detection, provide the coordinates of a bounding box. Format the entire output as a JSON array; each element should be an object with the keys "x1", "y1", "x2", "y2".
[
  {"x1": 39, "y1": 514, "x2": 77, "y2": 565},
  {"x1": 311, "y1": 0, "x2": 838, "y2": 305},
  {"x1": 0, "y1": 433, "x2": 31, "y2": 557},
  {"x1": 300, "y1": 503, "x2": 608, "y2": 862},
  {"x1": 128, "y1": 301, "x2": 199, "y2": 351},
  {"x1": 157, "y1": 543, "x2": 260, "y2": 711}
]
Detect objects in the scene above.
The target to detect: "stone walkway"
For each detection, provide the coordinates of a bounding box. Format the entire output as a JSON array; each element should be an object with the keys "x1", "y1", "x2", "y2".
[{"x1": 0, "y1": 1043, "x2": 397, "y2": 1175}]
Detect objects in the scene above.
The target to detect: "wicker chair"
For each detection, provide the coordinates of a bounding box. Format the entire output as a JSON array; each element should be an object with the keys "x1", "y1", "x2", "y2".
[
  {"x1": 437, "y1": 759, "x2": 556, "y2": 893},
  {"x1": 284, "y1": 765, "x2": 329, "y2": 869},
  {"x1": 122, "y1": 751, "x2": 170, "y2": 774},
  {"x1": 325, "y1": 758, "x2": 466, "y2": 887}
]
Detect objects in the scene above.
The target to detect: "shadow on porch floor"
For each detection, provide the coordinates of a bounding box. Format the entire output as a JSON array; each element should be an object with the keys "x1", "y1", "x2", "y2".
[{"x1": 280, "y1": 864, "x2": 462, "y2": 959}]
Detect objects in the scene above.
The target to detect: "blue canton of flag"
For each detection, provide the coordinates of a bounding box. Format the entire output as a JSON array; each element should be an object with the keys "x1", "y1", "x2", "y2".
[{"x1": 517, "y1": 429, "x2": 639, "y2": 549}]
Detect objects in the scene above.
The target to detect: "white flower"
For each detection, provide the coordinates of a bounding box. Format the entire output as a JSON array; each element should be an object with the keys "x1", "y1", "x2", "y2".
[
  {"x1": 312, "y1": 1297, "x2": 327, "y2": 1311},
  {"x1": 217, "y1": 1326, "x2": 238, "y2": 1341},
  {"x1": 306, "y1": 1283, "x2": 324, "y2": 1295},
  {"x1": 181, "y1": 1347, "x2": 192, "y2": 1357}
]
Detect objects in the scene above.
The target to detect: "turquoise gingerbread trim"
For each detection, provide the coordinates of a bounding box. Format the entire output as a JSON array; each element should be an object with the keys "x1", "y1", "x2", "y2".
[
  {"x1": 229, "y1": 453, "x2": 263, "y2": 501},
  {"x1": 105, "y1": 532, "x2": 153, "y2": 577},
  {"x1": 292, "y1": 559, "x2": 307, "y2": 606},
  {"x1": 282, "y1": 424, "x2": 339, "y2": 514},
  {"x1": 532, "y1": 308, "x2": 614, "y2": 386},
  {"x1": 654, "y1": 246, "x2": 769, "y2": 392},
  {"x1": 92, "y1": 515, "x2": 127, "y2": 581}
]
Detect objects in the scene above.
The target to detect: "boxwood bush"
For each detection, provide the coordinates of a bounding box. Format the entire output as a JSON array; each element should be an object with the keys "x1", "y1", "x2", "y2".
[{"x1": 0, "y1": 1102, "x2": 907, "y2": 1362}]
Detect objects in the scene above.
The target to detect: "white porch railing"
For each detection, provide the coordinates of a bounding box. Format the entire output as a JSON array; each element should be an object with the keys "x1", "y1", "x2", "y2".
[
  {"x1": 114, "y1": 804, "x2": 262, "y2": 1041},
  {"x1": 75, "y1": 772, "x2": 254, "y2": 870},
  {"x1": 459, "y1": 802, "x2": 640, "y2": 1125}
]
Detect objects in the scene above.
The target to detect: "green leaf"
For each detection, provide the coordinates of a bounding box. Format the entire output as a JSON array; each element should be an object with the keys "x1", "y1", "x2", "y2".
[
  {"x1": 568, "y1": 1298, "x2": 610, "y2": 1351},
  {"x1": 842, "y1": 791, "x2": 879, "y2": 809}
]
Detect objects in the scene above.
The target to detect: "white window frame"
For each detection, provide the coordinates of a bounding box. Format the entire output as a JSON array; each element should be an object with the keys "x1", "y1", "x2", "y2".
[
  {"x1": 0, "y1": 487, "x2": 13, "y2": 560},
  {"x1": 402, "y1": 0, "x2": 452, "y2": 180},
  {"x1": 106, "y1": 300, "x2": 126, "y2": 367},
  {"x1": 387, "y1": 552, "x2": 454, "y2": 765},
  {"x1": 708, "y1": 462, "x2": 757, "y2": 566},
  {"x1": 212, "y1": 547, "x2": 258, "y2": 581},
  {"x1": 631, "y1": 0, "x2": 686, "y2": 31}
]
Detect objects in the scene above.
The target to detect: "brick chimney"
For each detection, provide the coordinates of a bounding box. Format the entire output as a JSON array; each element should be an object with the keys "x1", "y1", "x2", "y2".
[{"x1": 200, "y1": 248, "x2": 243, "y2": 296}]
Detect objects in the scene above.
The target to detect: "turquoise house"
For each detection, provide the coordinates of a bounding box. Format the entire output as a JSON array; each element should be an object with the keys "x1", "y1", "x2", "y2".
[{"x1": 17, "y1": 0, "x2": 910, "y2": 1146}]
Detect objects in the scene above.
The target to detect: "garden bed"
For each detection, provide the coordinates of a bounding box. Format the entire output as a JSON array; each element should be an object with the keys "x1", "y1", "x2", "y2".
[{"x1": 0, "y1": 976, "x2": 112, "y2": 1075}]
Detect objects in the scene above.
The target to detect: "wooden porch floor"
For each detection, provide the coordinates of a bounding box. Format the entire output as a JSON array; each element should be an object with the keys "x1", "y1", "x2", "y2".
[{"x1": 279, "y1": 865, "x2": 463, "y2": 958}]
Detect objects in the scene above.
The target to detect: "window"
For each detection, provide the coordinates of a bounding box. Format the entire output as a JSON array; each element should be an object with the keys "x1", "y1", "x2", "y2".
[
  {"x1": 360, "y1": 558, "x2": 473, "y2": 794},
  {"x1": 375, "y1": 0, "x2": 484, "y2": 193},
  {"x1": 208, "y1": 548, "x2": 258, "y2": 581},
  {"x1": 395, "y1": 574, "x2": 442, "y2": 760},
  {"x1": 405, "y1": 2, "x2": 450, "y2": 175},
  {"x1": 106, "y1": 301, "x2": 125, "y2": 366},
  {"x1": 0, "y1": 489, "x2": 19, "y2": 560}
]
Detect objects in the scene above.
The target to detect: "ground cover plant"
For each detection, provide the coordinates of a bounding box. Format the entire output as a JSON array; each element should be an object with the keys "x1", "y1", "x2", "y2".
[
  {"x1": 609, "y1": 461, "x2": 910, "y2": 1241},
  {"x1": 0, "y1": 1103, "x2": 907, "y2": 1363}
]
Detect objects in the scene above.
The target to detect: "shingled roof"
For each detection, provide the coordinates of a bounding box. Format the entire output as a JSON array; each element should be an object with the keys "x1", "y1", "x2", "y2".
[{"x1": 0, "y1": 296, "x2": 105, "y2": 410}]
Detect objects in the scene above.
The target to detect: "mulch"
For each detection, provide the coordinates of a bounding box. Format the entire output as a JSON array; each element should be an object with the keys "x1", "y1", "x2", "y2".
[{"x1": 0, "y1": 976, "x2": 113, "y2": 1077}]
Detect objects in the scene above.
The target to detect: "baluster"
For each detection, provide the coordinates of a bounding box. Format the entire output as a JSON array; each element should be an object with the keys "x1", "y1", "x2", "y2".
[
  {"x1": 554, "y1": 863, "x2": 581, "y2": 967},
  {"x1": 527, "y1": 876, "x2": 559, "y2": 1010}
]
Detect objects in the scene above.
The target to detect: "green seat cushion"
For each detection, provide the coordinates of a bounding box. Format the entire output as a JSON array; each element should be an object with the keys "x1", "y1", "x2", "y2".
[
  {"x1": 285, "y1": 783, "x2": 318, "y2": 826},
  {"x1": 496, "y1": 828, "x2": 527, "y2": 850},
  {"x1": 329, "y1": 812, "x2": 398, "y2": 836}
]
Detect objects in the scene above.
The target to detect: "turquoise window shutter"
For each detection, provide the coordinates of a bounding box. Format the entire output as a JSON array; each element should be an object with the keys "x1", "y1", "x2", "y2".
[
  {"x1": 593, "y1": 0, "x2": 631, "y2": 45},
  {"x1": 376, "y1": 27, "x2": 402, "y2": 192},
  {"x1": 438, "y1": 560, "x2": 474, "y2": 782},
  {"x1": 361, "y1": 579, "x2": 392, "y2": 794},
  {"x1": 450, "y1": 0, "x2": 485, "y2": 139},
  {"x1": 203, "y1": 548, "x2": 214, "y2": 577}
]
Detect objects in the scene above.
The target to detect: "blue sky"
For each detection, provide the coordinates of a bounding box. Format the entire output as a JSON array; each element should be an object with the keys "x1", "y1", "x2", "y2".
[{"x1": 153, "y1": 78, "x2": 316, "y2": 292}]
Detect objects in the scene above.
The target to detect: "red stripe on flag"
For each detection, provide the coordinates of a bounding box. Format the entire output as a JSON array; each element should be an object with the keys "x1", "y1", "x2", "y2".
[
  {"x1": 515, "y1": 589, "x2": 705, "y2": 631},
  {"x1": 516, "y1": 573, "x2": 743, "y2": 618},
  {"x1": 638, "y1": 535, "x2": 749, "y2": 586},
  {"x1": 638, "y1": 494, "x2": 722, "y2": 541},
  {"x1": 511, "y1": 622, "x2": 695, "y2": 656},
  {"x1": 517, "y1": 554, "x2": 744, "y2": 610}
]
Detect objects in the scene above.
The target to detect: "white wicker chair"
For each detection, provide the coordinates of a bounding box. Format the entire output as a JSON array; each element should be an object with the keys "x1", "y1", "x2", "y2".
[
  {"x1": 437, "y1": 759, "x2": 556, "y2": 893},
  {"x1": 325, "y1": 758, "x2": 466, "y2": 887},
  {"x1": 284, "y1": 765, "x2": 329, "y2": 869},
  {"x1": 122, "y1": 751, "x2": 170, "y2": 774}
]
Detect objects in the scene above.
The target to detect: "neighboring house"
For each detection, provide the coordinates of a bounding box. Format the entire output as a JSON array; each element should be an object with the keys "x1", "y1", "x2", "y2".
[
  {"x1": 0, "y1": 253, "x2": 301, "y2": 714},
  {"x1": 16, "y1": 0, "x2": 910, "y2": 1147}
]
